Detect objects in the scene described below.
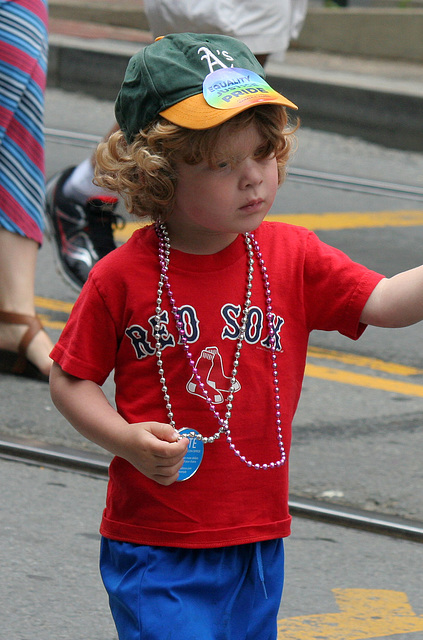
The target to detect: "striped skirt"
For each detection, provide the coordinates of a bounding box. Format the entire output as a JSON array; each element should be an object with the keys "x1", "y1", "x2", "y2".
[{"x1": 0, "y1": 0, "x2": 48, "y2": 244}]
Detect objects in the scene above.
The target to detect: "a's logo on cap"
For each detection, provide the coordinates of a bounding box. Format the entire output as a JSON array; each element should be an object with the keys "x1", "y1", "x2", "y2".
[
  {"x1": 203, "y1": 68, "x2": 280, "y2": 110},
  {"x1": 197, "y1": 45, "x2": 235, "y2": 73}
]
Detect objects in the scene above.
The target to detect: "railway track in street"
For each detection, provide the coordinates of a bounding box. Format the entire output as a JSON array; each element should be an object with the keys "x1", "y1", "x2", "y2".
[
  {"x1": 2, "y1": 435, "x2": 422, "y2": 544},
  {"x1": 45, "y1": 127, "x2": 423, "y2": 203}
]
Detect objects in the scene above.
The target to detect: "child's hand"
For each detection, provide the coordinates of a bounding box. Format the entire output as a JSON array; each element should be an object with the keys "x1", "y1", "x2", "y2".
[
  {"x1": 49, "y1": 365, "x2": 189, "y2": 485},
  {"x1": 122, "y1": 422, "x2": 189, "y2": 486}
]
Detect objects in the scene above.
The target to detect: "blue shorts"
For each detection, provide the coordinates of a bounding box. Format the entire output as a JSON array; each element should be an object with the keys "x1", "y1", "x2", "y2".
[{"x1": 100, "y1": 537, "x2": 284, "y2": 640}]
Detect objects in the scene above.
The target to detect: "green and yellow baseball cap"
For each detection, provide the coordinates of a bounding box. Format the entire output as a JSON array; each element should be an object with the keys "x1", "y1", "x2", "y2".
[{"x1": 115, "y1": 32, "x2": 298, "y2": 142}]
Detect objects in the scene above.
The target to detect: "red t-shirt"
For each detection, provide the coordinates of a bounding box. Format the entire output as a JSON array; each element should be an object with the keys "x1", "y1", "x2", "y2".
[{"x1": 51, "y1": 221, "x2": 384, "y2": 548}]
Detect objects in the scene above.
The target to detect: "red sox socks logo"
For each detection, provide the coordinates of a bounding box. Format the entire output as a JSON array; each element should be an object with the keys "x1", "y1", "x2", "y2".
[{"x1": 186, "y1": 346, "x2": 241, "y2": 404}]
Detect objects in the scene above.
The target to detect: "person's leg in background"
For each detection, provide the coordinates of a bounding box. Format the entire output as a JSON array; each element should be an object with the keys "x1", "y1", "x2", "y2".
[
  {"x1": 44, "y1": 124, "x2": 122, "y2": 291},
  {"x1": 0, "y1": 0, "x2": 52, "y2": 381},
  {"x1": 0, "y1": 229, "x2": 53, "y2": 380}
]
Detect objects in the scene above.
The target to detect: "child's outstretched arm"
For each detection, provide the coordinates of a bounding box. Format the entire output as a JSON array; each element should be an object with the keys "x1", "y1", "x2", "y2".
[
  {"x1": 50, "y1": 362, "x2": 188, "y2": 485},
  {"x1": 361, "y1": 265, "x2": 423, "y2": 328}
]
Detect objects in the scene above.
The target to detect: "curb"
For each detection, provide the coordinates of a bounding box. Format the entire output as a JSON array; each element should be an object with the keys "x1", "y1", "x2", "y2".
[
  {"x1": 48, "y1": 36, "x2": 136, "y2": 100},
  {"x1": 296, "y1": 8, "x2": 423, "y2": 63},
  {"x1": 266, "y1": 69, "x2": 423, "y2": 152}
]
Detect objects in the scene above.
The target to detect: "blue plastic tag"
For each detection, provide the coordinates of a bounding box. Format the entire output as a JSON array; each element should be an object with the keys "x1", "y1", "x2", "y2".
[{"x1": 177, "y1": 428, "x2": 204, "y2": 482}]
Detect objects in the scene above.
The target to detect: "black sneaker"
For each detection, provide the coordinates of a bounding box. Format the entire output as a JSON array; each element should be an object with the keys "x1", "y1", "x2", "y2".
[{"x1": 45, "y1": 167, "x2": 123, "y2": 290}]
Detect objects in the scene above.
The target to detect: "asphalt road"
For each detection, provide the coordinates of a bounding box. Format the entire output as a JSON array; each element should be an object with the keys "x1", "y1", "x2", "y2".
[{"x1": 2, "y1": 457, "x2": 423, "y2": 640}]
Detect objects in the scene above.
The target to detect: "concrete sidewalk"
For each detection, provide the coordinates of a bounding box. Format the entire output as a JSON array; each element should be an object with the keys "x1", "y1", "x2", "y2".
[{"x1": 47, "y1": 2, "x2": 423, "y2": 151}]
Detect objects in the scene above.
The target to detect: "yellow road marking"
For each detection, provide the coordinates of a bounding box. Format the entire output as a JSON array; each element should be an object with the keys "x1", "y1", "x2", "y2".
[
  {"x1": 36, "y1": 313, "x2": 68, "y2": 331},
  {"x1": 114, "y1": 220, "x2": 147, "y2": 243},
  {"x1": 35, "y1": 296, "x2": 74, "y2": 330},
  {"x1": 278, "y1": 589, "x2": 423, "y2": 639},
  {"x1": 307, "y1": 346, "x2": 423, "y2": 376},
  {"x1": 305, "y1": 363, "x2": 423, "y2": 398},
  {"x1": 277, "y1": 209, "x2": 423, "y2": 231},
  {"x1": 35, "y1": 296, "x2": 74, "y2": 313},
  {"x1": 113, "y1": 210, "x2": 423, "y2": 242}
]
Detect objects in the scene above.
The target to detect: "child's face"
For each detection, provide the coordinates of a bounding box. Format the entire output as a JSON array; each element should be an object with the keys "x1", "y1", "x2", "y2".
[{"x1": 167, "y1": 122, "x2": 279, "y2": 252}]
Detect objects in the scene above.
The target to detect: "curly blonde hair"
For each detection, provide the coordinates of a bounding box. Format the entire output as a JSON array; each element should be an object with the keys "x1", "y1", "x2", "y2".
[{"x1": 95, "y1": 104, "x2": 298, "y2": 221}]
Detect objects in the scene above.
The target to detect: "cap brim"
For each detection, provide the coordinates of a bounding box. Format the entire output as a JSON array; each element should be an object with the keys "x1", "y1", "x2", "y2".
[{"x1": 159, "y1": 91, "x2": 298, "y2": 130}]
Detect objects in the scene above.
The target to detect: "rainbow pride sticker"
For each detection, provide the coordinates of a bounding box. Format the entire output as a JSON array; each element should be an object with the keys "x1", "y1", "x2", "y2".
[{"x1": 203, "y1": 67, "x2": 281, "y2": 110}]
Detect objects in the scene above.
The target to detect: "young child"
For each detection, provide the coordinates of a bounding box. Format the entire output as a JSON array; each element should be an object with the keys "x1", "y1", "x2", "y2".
[{"x1": 49, "y1": 33, "x2": 423, "y2": 640}]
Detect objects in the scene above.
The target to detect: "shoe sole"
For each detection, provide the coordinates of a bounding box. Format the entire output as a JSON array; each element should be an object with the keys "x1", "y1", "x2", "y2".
[{"x1": 44, "y1": 172, "x2": 84, "y2": 294}]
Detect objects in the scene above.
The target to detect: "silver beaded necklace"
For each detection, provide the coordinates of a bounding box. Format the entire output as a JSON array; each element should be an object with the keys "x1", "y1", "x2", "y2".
[{"x1": 154, "y1": 222, "x2": 286, "y2": 470}]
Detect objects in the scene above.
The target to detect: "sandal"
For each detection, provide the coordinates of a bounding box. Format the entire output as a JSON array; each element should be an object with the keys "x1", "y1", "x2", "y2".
[{"x1": 0, "y1": 310, "x2": 50, "y2": 382}]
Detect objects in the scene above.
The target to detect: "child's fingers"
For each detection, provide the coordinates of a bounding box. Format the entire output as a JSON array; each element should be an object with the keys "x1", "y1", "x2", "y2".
[
  {"x1": 152, "y1": 456, "x2": 187, "y2": 486},
  {"x1": 148, "y1": 422, "x2": 189, "y2": 458},
  {"x1": 125, "y1": 422, "x2": 188, "y2": 484}
]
